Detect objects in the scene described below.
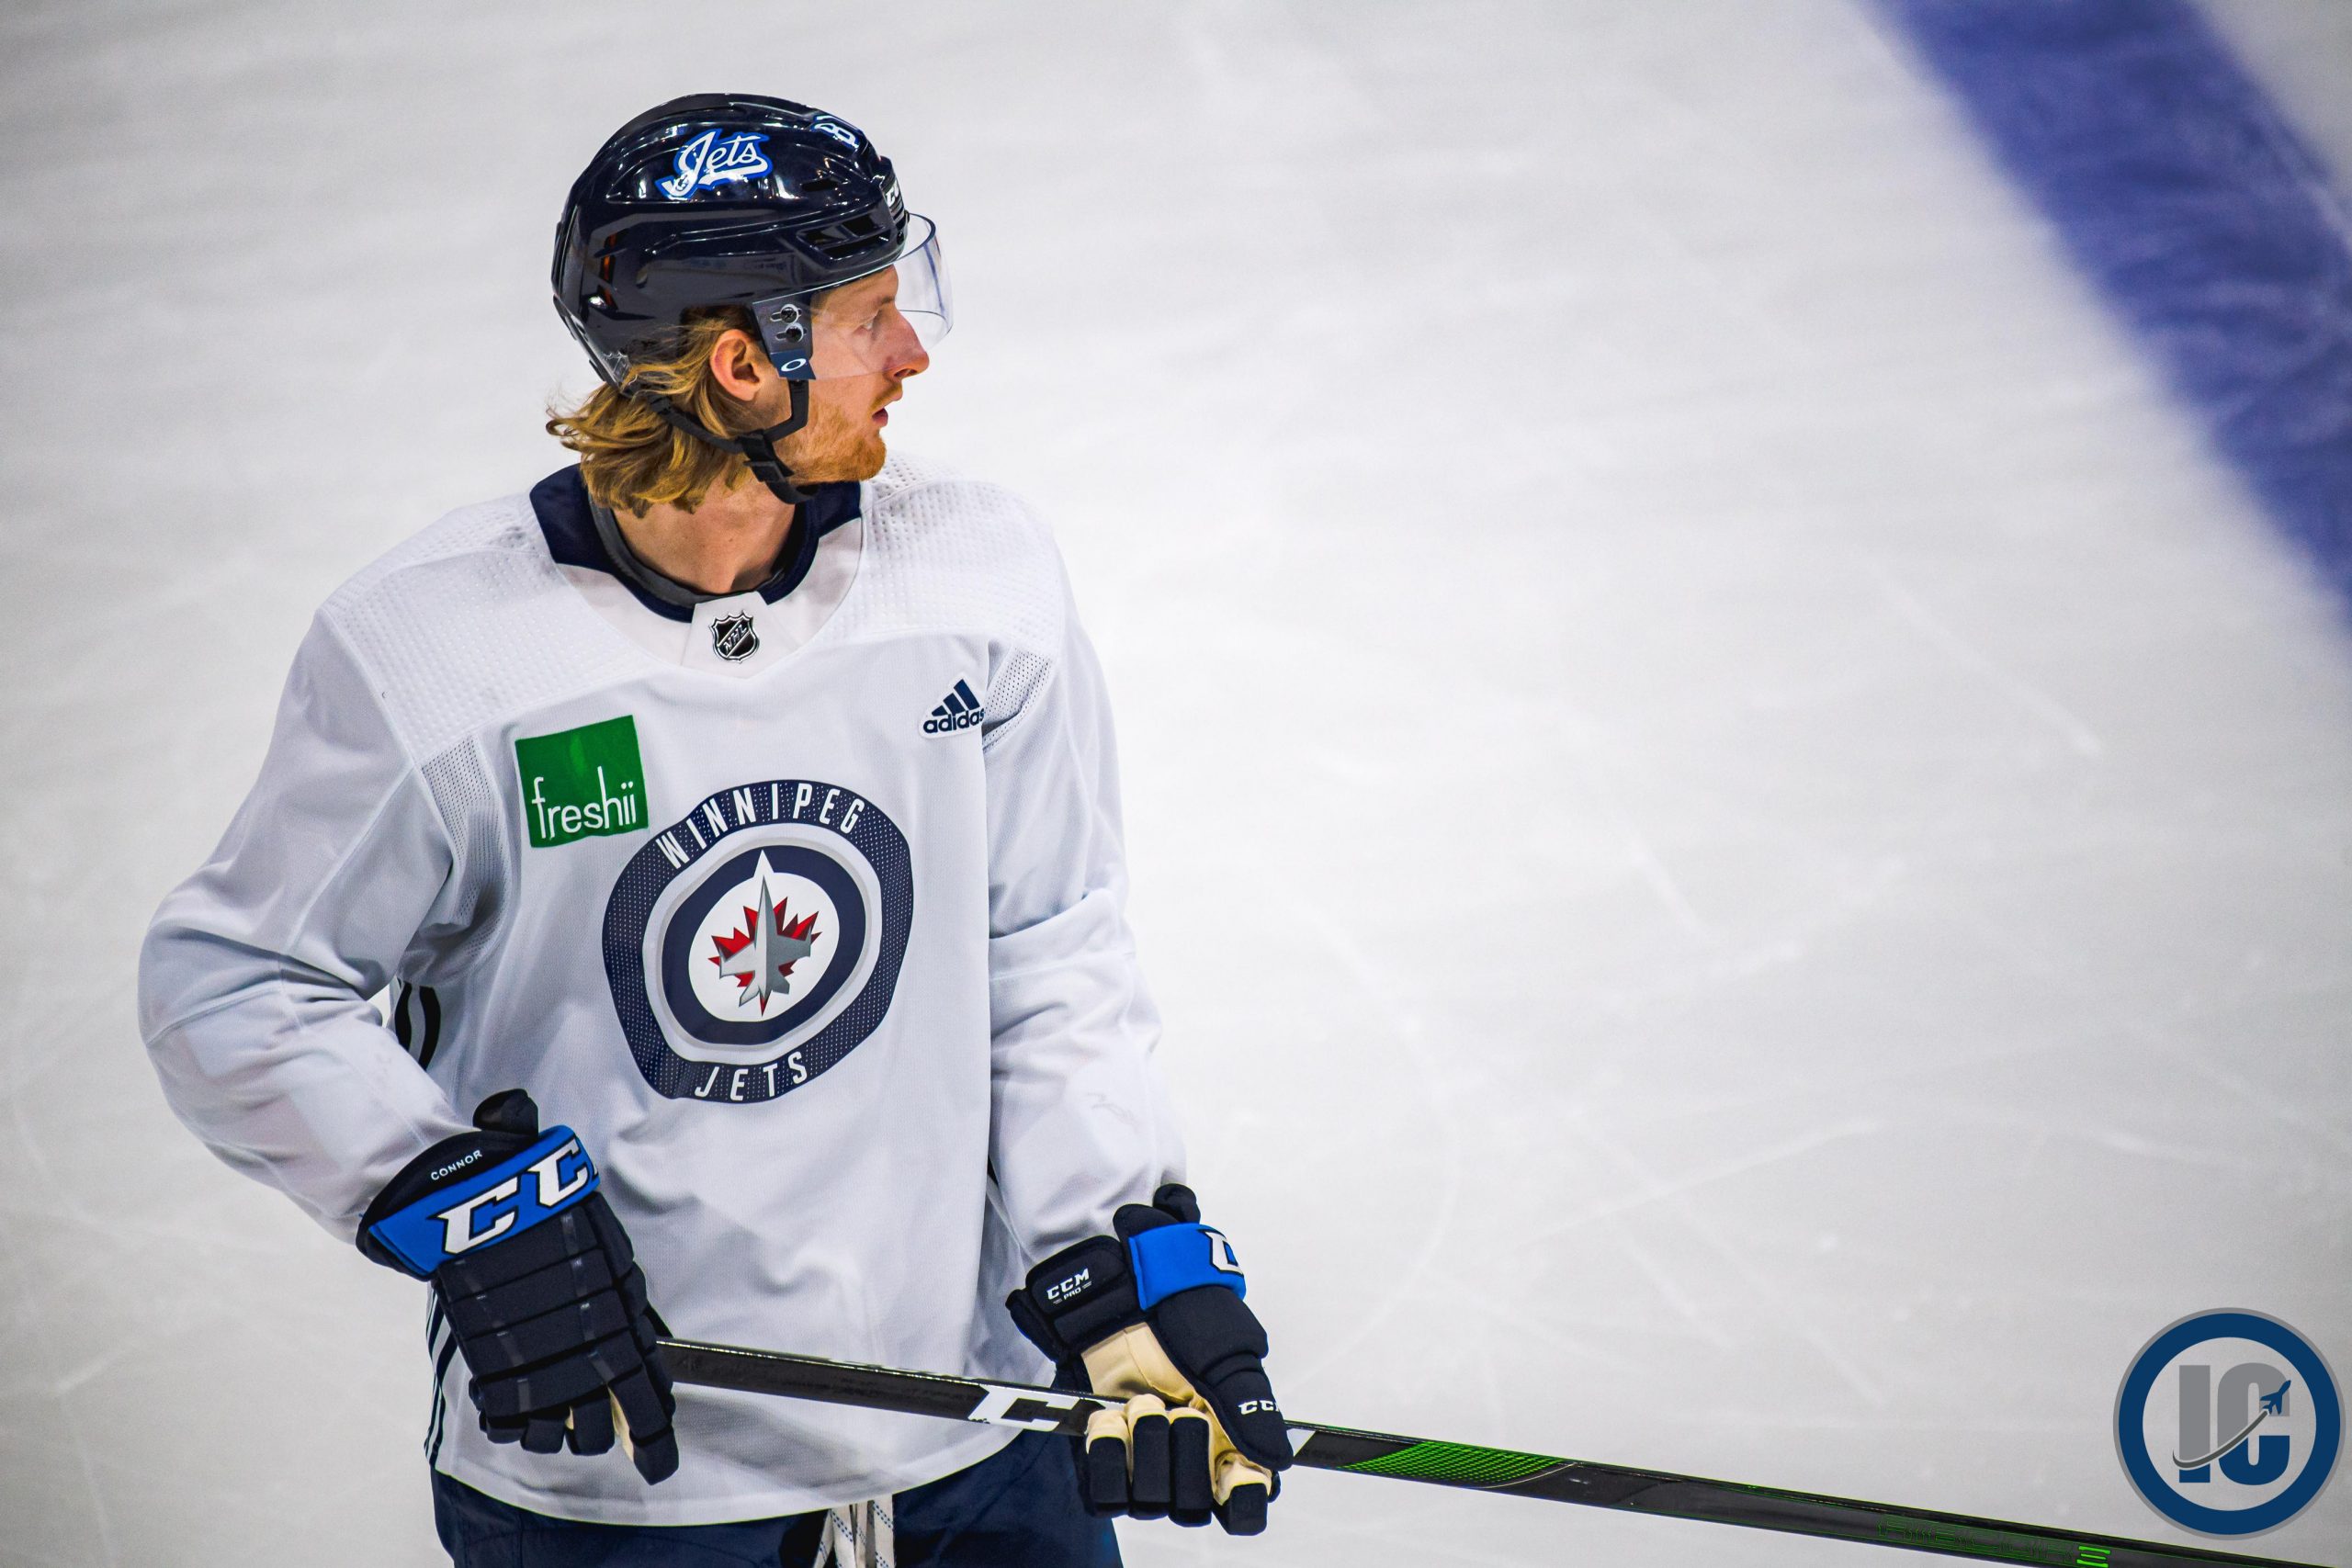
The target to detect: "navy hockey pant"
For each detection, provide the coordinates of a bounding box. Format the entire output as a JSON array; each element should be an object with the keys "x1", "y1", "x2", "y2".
[{"x1": 432, "y1": 1430, "x2": 1120, "y2": 1566}]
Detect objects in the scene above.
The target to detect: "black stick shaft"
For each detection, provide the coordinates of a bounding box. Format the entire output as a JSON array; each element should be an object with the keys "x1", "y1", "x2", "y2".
[{"x1": 655, "y1": 1338, "x2": 2330, "y2": 1568}]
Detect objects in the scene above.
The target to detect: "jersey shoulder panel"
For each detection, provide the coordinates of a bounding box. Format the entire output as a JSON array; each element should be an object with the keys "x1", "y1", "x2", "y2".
[
  {"x1": 318, "y1": 493, "x2": 645, "y2": 762},
  {"x1": 842, "y1": 452, "x2": 1069, "y2": 660}
]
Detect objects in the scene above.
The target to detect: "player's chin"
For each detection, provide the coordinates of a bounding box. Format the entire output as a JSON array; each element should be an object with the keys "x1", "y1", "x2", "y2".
[
  {"x1": 790, "y1": 434, "x2": 889, "y2": 487},
  {"x1": 843, "y1": 432, "x2": 889, "y2": 482}
]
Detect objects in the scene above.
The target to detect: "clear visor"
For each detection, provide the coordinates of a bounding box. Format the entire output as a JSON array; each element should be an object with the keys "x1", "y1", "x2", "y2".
[{"x1": 763, "y1": 212, "x2": 952, "y2": 380}]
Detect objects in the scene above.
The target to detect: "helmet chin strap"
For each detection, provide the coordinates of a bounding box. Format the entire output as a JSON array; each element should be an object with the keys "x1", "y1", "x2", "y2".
[{"x1": 624, "y1": 378, "x2": 813, "y2": 508}]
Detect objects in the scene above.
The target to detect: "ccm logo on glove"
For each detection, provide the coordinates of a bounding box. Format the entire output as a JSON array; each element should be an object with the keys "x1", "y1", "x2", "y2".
[
  {"x1": 1046, "y1": 1268, "x2": 1092, "y2": 1303},
  {"x1": 434, "y1": 1138, "x2": 592, "y2": 1256},
  {"x1": 371, "y1": 1129, "x2": 598, "y2": 1273}
]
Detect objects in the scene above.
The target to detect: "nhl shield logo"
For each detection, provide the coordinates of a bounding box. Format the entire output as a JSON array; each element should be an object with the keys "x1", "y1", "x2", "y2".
[
  {"x1": 602, "y1": 777, "x2": 912, "y2": 1103},
  {"x1": 710, "y1": 611, "x2": 759, "y2": 662}
]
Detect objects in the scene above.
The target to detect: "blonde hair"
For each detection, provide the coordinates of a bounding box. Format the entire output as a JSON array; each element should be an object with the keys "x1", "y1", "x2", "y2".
[{"x1": 546, "y1": 307, "x2": 764, "y2": 514}]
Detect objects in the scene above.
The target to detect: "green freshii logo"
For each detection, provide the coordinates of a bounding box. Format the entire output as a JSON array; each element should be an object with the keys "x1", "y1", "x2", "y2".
[{"x1": 514, "y1": 716, "x2": 648, "y2": 849}]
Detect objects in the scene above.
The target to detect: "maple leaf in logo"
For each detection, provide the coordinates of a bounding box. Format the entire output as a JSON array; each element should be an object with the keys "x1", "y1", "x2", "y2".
[{"x1": 707, "y1": 855, "x2": 821, "y2": 1014}]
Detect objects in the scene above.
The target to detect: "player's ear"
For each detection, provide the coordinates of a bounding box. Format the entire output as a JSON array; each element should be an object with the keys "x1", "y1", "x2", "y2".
[{"x1": 707, "y1": 329, "x2": 771, "y2": 404}]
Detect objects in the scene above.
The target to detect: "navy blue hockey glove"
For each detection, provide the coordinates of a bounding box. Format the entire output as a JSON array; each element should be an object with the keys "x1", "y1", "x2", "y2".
[
  {"x1": 358, "y1": 1090, "x2": 679, "y2": 1484},
  {"x1": 1008, "y1": 1184, "x2": 1291, "y2": 1534}
]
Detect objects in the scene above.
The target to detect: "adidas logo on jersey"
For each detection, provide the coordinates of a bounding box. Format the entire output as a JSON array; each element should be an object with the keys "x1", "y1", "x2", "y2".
[{"x1": 923, "y1": 678, "x2": 986, "y2": 735}]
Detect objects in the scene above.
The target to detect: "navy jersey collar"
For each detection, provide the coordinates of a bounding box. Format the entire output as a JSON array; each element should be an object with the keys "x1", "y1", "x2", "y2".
[{"x1": 530, "y1": 466, "x2": 861, "y2": 624}]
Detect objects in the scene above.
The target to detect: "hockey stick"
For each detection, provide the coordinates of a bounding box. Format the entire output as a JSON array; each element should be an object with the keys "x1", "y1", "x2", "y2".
[{"x1": 657, "y1": 1338, "x2": 2329, "y2": 1568}]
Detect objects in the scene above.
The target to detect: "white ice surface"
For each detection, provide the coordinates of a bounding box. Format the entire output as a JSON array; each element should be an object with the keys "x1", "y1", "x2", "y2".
[{"x1": 2, "y1": 2, "x2": 2348, "y2": 1564}]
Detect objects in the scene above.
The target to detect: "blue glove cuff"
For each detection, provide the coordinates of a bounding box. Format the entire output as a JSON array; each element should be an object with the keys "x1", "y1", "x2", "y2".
[
  {"x1": 364, "y1": 1126, "x2": 599, "y2": 1277},
  {"x1": 1127, "y1": 1222, "x2": 1247, "y2": 1311}
]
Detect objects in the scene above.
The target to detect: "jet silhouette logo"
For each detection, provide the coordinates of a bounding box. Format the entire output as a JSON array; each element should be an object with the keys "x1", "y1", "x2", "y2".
[
  {"x1": 2172, "y1": 1376, "x2": 2291, "y2": 1472},
  {"x1": 2114, "y1": 1310, "x2": 2340, "y2": 1537}
]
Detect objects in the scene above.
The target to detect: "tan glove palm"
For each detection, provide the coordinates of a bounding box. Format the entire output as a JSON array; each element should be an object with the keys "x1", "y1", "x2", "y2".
[{"x1": 1080, "y1": 1323, "x2": 1276, "y2": 1525}]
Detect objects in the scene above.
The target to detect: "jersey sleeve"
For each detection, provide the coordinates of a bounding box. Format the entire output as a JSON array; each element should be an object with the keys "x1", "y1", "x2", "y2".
[
  {"x1": 983, "y1": 588, "x2": 1185, "y2": 1258},
  {"x1": 138, "y1": 614, "x2": 472, "y2": 1239}
]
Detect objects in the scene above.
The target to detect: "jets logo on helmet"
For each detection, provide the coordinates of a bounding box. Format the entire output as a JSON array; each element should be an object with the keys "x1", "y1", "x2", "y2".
[{"x1": 658, "y1": 129, "x2": 773, "y2": 197}]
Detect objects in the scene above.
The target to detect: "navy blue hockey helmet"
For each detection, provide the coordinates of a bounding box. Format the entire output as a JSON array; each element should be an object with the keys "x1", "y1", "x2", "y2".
[{"x1": 551, "y1": 94, "x2": 950, "y2": 502}]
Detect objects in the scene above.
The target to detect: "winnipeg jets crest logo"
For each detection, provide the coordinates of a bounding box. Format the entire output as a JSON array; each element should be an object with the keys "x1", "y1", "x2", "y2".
[
  {"x1": 702, "y1": 852, "x2": 824, "y2": 1014},
  {"x1": 603, "y1": 779, "x2": 912, "y2": 1103},
  {"x1": 659, "y1": 129, "x2": 773, "y2": 198}
]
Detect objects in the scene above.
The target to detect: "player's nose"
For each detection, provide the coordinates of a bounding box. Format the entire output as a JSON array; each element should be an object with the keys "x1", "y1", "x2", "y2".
[{"x1": 885, "y1": 311, "x2": 929, "y2": 380}]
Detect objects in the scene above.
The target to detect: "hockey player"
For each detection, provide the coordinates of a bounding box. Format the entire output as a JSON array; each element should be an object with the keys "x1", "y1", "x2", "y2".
[{"x1": 139, "y1": 94, "x2": 1291, "y2": 1566}]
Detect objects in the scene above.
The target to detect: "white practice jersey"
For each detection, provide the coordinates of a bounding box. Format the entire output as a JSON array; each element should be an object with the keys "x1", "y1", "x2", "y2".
[{"x1": 138, "y1": 455, "x2": 1183, "y2": 1524}]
